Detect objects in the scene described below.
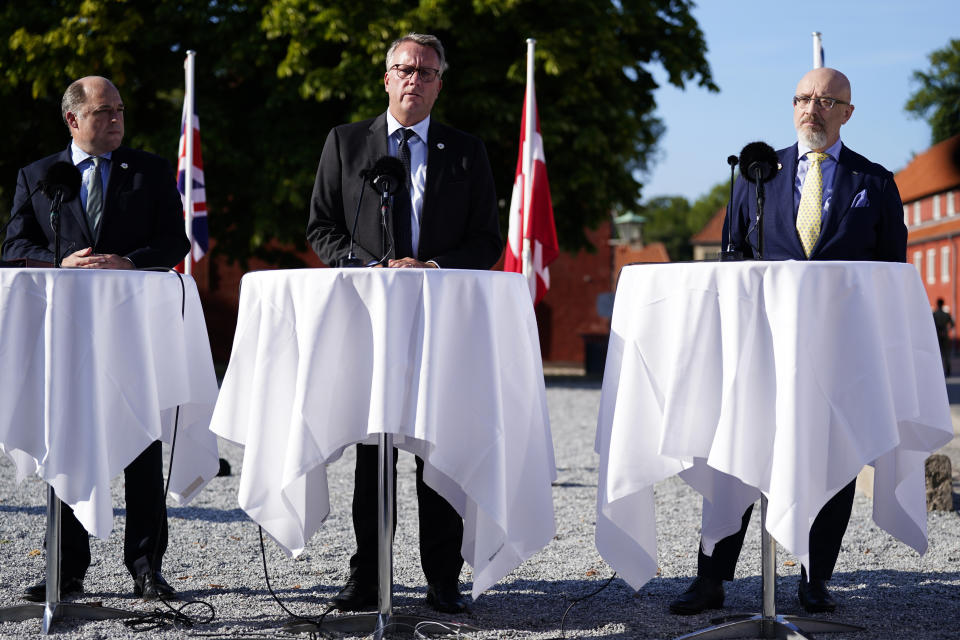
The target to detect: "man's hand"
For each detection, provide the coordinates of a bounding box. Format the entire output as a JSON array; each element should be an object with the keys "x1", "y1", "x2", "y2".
[
  {"x1": 388, "y1": 257, "x2": 437, "y2": 269},
  {"x1": 62, "y1": 247, "x2": 134, "y2": 269}
]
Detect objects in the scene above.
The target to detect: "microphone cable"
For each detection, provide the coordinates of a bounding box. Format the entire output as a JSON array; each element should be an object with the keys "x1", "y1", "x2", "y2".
[
  {"x1": 547, "y1": 571, "x2": 618, "y2": 640},
  {"x1": 257, "y1": 525, "x2": 337, "y2": 631},
  {"x1": 123, "y1": 267, "x2": 216, "y2": 631}
]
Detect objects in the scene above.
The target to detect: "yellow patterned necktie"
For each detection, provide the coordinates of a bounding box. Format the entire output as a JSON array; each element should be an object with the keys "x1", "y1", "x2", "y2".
[{"x1": 796, "y1": 152, "x2": 828, "y2": 257}]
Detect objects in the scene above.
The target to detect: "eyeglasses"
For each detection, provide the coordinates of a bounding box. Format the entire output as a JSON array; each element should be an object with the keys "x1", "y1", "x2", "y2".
[
  {"x1": 793, "y1": 95, "x2": 849, "y2": 111},
  {"x1": 390, "y1": 64, "x2": 440, "y2": 83}
]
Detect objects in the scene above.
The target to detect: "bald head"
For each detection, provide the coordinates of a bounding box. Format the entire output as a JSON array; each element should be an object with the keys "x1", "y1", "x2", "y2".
[
  {"x1": 62, "y1": 76, "x2": 125, "y2": 155},
  {"x1": 793, "y1": 67, "x2": 854, "y2": 151}
]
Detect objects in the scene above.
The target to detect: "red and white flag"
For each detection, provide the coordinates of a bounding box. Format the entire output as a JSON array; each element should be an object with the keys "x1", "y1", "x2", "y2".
[
  {"x1": 176, "y1": 50, "x2": 208, "y2": 274},
  {"x1": 505, "y1": 39, "x2": 558, "y2": 305}
]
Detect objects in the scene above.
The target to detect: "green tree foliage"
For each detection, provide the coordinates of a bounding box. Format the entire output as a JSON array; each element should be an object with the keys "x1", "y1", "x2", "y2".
[
  {"x1": 1, "y1": 0, "x2": 715, "y2": 265},
  {"x1": 642, "y1": 181, "x2": 728, "y2": 261},
  {"x1": 905, "y1": 39, "x2": 960, "y2": 144}
]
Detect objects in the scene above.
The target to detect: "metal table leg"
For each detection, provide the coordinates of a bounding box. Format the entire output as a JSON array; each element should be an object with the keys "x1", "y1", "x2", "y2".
[
  {"x1": 674, "y1": 496, "x2": 864, "y2": 639},
  {"x1": 0, "y1": 486, "x2": 134, "y2": 633}
]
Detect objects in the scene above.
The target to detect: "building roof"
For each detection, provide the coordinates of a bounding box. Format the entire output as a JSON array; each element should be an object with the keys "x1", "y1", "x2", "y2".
[
  {"x1": 895, "y1": 134, "x2": 960, "y2": 204},
  {"x1": 616, "y1": 241, "x2": 670, "y2": 263},
  {"x1": 691, "y1": 206, "x2": 727, "y2": 245}
]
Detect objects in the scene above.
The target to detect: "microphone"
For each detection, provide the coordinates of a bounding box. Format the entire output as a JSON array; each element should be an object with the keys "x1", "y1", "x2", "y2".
[
  {"x1": 39, "y1": 161, "x2": 81, "y2": 269},
  {"x1": 738, "y1": 142, "x2": 779, "y2": 183},
  {"x1": 719, "y1": 154, "x2": 742, "y2": 261},
  {"x1": 367, "y1": 156, "x2": 405, "y2": 197},
  {"x1": 39, "y1": 161, "x2": 82, "y2": 203}
]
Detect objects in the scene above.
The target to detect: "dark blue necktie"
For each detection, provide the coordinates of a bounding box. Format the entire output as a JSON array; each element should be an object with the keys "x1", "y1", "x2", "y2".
[{"x1": 393, "y1": 128, "x2": 415, "y2": 259}]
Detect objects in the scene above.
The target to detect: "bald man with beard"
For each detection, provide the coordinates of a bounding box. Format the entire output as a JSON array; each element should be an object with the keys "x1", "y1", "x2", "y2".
[{"x1": 669, "y1": 68, "x2": 906, "y2": 616}]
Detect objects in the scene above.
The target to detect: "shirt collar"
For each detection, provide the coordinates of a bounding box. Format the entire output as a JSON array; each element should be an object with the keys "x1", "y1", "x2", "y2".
[
  {"x1": 70, "y1": 141, "x2": 113, "y2": 166},
  {"x1": 386, "y1": 111, "x2": 430, "y2": 145},
  {"x1": 797, "y1": 137, "x2": 842, "y2": 162}
]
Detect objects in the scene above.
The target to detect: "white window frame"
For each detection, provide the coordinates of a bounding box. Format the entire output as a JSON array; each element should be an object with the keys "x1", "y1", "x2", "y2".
[
  {"x1": 948, "y1": 190, "x2": 956, "y2": 217},
  {"x1": 942, "y1": 246, "x2": 951, "y2": 283},
  {"x1": 933, "y1": 194, "x2": 941, "y2": 220},
  {"x1": 914, "y1": 201, "x2": 922, "y2": 226},
  {"x1": 904, "y1": 205, "x2": 910, "y2": 227},
  {"x1": 927, "y1": 248, "x2": 937, "y2": 284},
  {"x1": 914, "y1": 250, "x2": 923, "y2": 277}
]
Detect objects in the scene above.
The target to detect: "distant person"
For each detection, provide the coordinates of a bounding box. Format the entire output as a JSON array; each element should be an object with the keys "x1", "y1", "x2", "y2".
[
  {"x1": 4, "y1": 75, "x2": 189, "y2": 601},
  {"x1": 933, "y1": 298, "x2": 954, "y2": 376},
  {"x1": 670, "y1": 67, "x2": 907, "y2": 617}
]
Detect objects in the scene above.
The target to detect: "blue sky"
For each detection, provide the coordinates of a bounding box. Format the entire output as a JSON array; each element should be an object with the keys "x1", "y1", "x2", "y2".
[{"x1": 641, "y1": 0, "x2": 958, "y2": 203}]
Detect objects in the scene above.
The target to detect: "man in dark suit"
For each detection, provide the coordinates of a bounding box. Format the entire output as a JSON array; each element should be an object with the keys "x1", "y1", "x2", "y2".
[
  {"x1": 306, "y1": 33, "x2": 502, "y2": 613},
  {"x1": 669, "y1": 67, "x2": 907, "y2": 616},
  {"x1": 3, "y1": 75, "x2": 189, "y2": 601}
]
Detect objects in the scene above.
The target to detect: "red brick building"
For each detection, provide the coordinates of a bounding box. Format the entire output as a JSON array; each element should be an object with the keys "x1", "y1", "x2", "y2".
[{"x1": 896, "y1": 134, "x2": 960, "y2": 312}]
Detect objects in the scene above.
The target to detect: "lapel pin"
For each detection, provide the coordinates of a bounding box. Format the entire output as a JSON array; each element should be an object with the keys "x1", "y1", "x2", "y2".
[
  {"x1": 436, "y1": 143, "x2": 444, "y2": 150},
  {"x1": 120, "y1": 162, "x2": 128, "y2": 169},
  {"x1": 777, "y1": 162, "x2": 783, "y2": 170}
]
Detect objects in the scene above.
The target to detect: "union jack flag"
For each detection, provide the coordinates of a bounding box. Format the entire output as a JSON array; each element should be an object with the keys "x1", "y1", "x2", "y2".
[{"x1": 177, "y1": 71, "x2": 208, "y2": 263}]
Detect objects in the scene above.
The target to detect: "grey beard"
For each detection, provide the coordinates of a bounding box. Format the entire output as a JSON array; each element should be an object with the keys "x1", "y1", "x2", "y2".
[{"x1": 798, "y1": 126, "x2": 827, "y2": 150}]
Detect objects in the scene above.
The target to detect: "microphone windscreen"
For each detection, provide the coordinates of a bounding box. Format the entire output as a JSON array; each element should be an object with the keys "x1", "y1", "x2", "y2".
[
  {"x1": 738, "y1": 142, "x2": 779, "y2": 183},
  {"x1": 40, "y1": 161, "x2": 82, "y2": 201},
  {"x1": 727, "y1": 155, "x2": 739, "y2": 167},
  {"x1": 367, "y1": 156, "x2": 406, "y2": 195}
]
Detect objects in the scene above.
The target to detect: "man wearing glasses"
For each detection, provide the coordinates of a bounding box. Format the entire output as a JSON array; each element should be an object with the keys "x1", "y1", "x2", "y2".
[
  {"x1": 307, "y1": 33, "x2": 501, "y2": 613},
  {"x1": 669, "y1": 67, "x2": 906, "y2": 616}
]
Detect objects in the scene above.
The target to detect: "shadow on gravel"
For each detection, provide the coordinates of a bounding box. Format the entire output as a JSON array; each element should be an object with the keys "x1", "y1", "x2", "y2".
[
  {"x1": 546, "y1": 376, "x2": 603, "y2": 390},
  {"x1": 0, "y1": 504, "x2": 45, "y2": 516},
  {"x1": 111, "y1": 506, "x2": 251, "y2": 523}
]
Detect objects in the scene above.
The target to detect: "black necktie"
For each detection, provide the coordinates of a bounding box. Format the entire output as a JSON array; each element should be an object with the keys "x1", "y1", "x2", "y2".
[{"x1": 393, "y1": 128, "x2": 415, "y2": 259}]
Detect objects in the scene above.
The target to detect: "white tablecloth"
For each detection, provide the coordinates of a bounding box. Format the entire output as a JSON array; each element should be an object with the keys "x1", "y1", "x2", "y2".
[
  {"x1": 209, "y1": 268, "x2": 556, "y2": 598},
  {"x1": 595, "y1": 261, "x2": 953, "y2": 590},
  {"x1": 0, "y1": 268, "x2": 221, "y2": 539}
]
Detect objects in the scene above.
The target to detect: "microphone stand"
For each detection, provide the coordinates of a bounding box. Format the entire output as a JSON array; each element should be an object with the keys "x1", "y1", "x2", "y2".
[
  {"x1": 719, "y1": 156, "x2": 742, "y2": 262},
  {"x1": 752, "y1": 168, "x2": 766, "y2": 260}
]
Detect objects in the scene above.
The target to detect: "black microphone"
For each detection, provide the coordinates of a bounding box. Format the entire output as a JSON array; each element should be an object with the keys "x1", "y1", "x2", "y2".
[
  {"x1": 39, "y1": 161, "x2": 82, "y2": 203},
  {"x1": 39, "y1": 161, "x2": 81, "y2": 269},
  {"x1": 367, "y1": 156, "x2": 405, "y2": 197},
  {"x1": 719, "y1": 154, "x2": 742, "y2": 261},
  {"x1": 738, "y1": 142, "x2": 779, "y2": 184}
]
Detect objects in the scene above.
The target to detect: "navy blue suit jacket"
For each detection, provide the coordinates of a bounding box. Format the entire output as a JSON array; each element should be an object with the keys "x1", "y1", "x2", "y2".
[
  {"x1": 3, "y1": 144, "x2": 189, "y2": 268},
  {"x1": 723, "y1": 143, "x2": 906, "y2": 262},
  {"x1": 307, "y1": 113, "x2": 502, "y2": 269}
]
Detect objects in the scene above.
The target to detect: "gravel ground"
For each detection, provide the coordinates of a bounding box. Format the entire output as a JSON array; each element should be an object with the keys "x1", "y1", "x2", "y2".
[{"x1": 1, "y1": 377, "x2": 959, "y2": 639}]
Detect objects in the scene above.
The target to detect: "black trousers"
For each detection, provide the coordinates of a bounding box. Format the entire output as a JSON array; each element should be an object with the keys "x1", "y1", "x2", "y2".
[
  {"x1": 349, "y1": 443, "x2": 464, "y2": 585},
  {"x1": 58, "y1": 440, "x2": 168, "y2": 581},
  {"x1": 697, "y1": 479, "x2": 856, "y2": 581}
]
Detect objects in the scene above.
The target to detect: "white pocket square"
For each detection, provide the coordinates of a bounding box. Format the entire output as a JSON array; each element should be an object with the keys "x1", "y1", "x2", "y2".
[{"x1": 851, "y1": 189, "x2": 869, "y2": 208}]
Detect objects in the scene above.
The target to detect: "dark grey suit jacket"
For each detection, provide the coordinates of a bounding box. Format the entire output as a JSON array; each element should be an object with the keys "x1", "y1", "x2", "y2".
[
  {"x1": 723, "y1": 142, "x2": 906, "y2": 262},
  {"x1": 307, "y1": 113, "x2": 502, "y2": 269},
  {"x1": 3, "y1": 144, "x2": 189, "y2": 268}
]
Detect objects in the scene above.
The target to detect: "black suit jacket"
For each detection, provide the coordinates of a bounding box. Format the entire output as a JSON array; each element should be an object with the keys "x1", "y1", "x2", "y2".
[
  {"x1": 307, "y1": 113, "x2": 502, "y2": 269},
  {"x1": 3, "y1": 144, "x2": 189, "y2": 268},
  {"x1": 723, "y1": 142, "x2": 906, "y2": 262}
]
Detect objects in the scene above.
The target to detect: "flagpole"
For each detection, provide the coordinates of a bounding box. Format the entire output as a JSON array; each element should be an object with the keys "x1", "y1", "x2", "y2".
[
  {"x1": 812, "y1": 32, "x2": 823, "y2": 69},
  {"x1": 183, "y1": 50, "x2": 196, "y2": 277},
  {"x1": 521, "y1": 38, "x2": 536, "y2": 295}
]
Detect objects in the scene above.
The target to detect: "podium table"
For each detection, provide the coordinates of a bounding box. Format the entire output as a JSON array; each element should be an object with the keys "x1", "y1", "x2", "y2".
[
  {"x1": 595, "y1": 262, "x2": 952, "y2": 616},
  {"x1": 209, "y1": 269, "x2": 556, "y2": 605},
  {"x1": 0, "y1": 269, "x2": 221, "y2": 632}
]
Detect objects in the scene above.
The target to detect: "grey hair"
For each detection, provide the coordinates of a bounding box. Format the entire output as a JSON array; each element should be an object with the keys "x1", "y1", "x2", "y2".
[
  {"x1": 61, "y1": 79, "x2": 87, "y2": 126},
  {"x1": 385, "y1": 33, "x2": 448, "y2": 76}
]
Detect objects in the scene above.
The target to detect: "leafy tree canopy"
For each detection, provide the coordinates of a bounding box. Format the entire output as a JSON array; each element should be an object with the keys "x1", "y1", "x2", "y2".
[
  {"x1": 905, "y1": 38, "x2": 960, "y2": 145},
  {"x1": 1, "y1": 0, "x2": 715, "y2": 267}
]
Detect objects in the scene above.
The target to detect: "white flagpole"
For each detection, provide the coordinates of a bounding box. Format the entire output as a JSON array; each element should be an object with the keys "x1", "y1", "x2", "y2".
[
  {"x1": 812, "y1": 32, "x2": 823, "y2": 69},
  {"x1": 183, "y1": 50, "x2": 196, "y2": 276},
  {"x1": 521, "y1": 38, "x2": 536, "y2": 296}
]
